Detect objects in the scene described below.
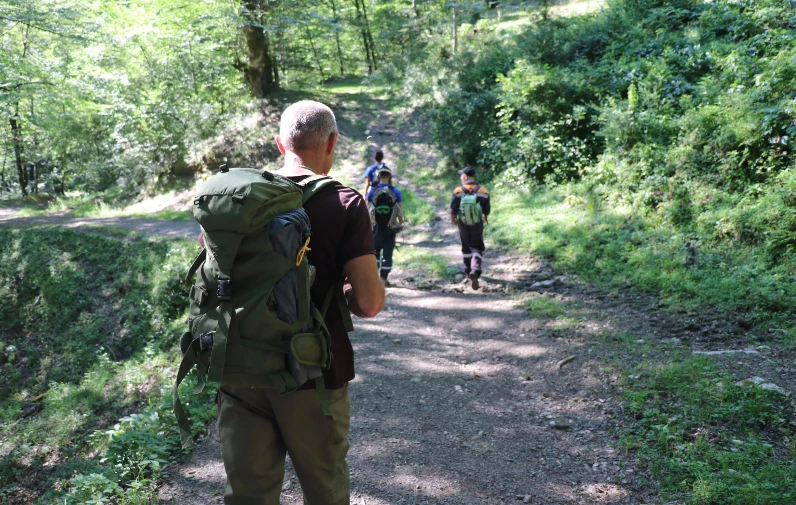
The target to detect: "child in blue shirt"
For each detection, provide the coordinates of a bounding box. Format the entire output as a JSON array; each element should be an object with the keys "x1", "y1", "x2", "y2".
[
  {"x1": 366, "y1": 166, "x2": 403, "y2": 284},
  {"x1": 362, "y1": 150, "x2": 387, "y2": 196}
]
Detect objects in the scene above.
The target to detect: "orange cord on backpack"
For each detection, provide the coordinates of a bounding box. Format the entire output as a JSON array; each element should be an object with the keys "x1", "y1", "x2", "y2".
[{"x1": 296, "y1": 236, "x2": 312, "y2": 266}]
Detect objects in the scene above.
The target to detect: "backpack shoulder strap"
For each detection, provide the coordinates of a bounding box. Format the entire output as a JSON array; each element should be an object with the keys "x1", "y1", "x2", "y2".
[{"x1": 298, "y1": 175, "x2": 340, "y2": 205}]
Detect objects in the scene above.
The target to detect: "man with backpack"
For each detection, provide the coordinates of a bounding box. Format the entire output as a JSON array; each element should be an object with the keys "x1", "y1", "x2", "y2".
[
  {"x1": 362, "y1": 150, "x2": 387, "y2": 196},
  {"x1": 180, "y1": 100, "x2": 385, "y2": 505},
  {"x1": 366, "y1": 165, "x2": 404, "y2": 285},
  {"x1": 450, "y1": 166, "x2": 490, "y2": 290}
]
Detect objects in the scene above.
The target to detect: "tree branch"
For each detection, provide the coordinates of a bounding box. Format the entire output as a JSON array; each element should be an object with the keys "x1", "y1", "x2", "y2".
[
  {"x1": 0, "y1": 15, "x2": 94, "y2": 41},
  {"x1": 0, "y1": 81, "x2": 55, "y2": 92}
]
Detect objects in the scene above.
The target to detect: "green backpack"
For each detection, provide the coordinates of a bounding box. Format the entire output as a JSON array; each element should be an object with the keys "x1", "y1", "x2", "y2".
[
  {"x1": 173, "y1": 168, "x2": 352, "y2": 448},
  {"x1": 458, "y1": 185, "x2": 484, "y2": 226}
]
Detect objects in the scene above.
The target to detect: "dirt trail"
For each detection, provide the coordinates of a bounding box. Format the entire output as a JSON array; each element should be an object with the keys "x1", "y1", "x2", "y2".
[
  {"x1": 1, "y1": 91, "x2": 661, "y2": 504},
  {"x1": 155, "y1": 92, "x2": 658, "y2": 505},
  {"x1": 0, "y1": 210, "x2": 200, "y2": 238}
]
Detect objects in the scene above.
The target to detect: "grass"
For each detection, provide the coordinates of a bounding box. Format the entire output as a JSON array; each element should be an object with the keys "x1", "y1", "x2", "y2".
[
  {"x1": 616, "y1": 351, "x2": 796, "y2": 504},
  {"x1": 393, "y1": 247, "x2": 455, "y2": 280},
  {"x1": 485, "y1": 181, "x2": 796, "y2": 336},
  {"x1": 477, "y1": 168, "x2": 796, "y2": 504},
  {"x1": 0, "y1": 229, "x2": 215, "y2": 504},
  {"x1": 401, "y1": 188, "x2": 435, "y2": 226},
  {"x1": 523, "y1": 293, "x2": 567, "y2": 319}
]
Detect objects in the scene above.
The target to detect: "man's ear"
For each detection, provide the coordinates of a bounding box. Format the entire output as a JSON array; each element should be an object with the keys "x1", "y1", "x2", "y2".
[
  {"x1": 275, "y1": 135, "x2": 287, "y2": 155},
  {"x1": 325, "y1": 132, "x2": 338, "y2": 155}
]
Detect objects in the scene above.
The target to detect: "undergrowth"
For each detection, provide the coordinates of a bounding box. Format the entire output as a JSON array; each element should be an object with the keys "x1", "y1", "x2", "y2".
[
  {"x1": 618, "y1": 353, "x2": 796, "y2": 504},
  {"x1": 486, "y1": 181, "x2": 796, "y2": 338},
  {"x1": 0, "y1": 229, "x2": 215, "y2": 504}
]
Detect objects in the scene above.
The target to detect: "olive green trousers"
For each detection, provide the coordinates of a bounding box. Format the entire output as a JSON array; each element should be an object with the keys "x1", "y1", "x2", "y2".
[{"x1": 217, "y1": 384, "x2": 351, "y2": 505}]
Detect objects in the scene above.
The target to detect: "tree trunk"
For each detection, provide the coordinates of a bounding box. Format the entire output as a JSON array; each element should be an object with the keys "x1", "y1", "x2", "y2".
[
  {"x1": 328, "y1": 0, "x2": 345, "y2": 76},
  {"x1": 305, "y1": 27, "x2": 325, "y2": 81},
  {"x1": 1, "y1": 154, "x2": 6, "y2": 194},
  {"x1": 241, "y1": 0, "x2": 278, "y2": 97},
  {"x1": 9, "y1": 117, "x2": 27, "y2": 196},
  {"x1": 304, "y1": 26, "x2": 325, "y2": 81},
  {"x1": 354, "y1": 0, "x2": 373, "y2": 75},
  {"x1": 452, "y1": 5, "x2": 458, "y2": 54},
  {"x1": 360, "y1": 0, "x2": 377, "y2": 70}
]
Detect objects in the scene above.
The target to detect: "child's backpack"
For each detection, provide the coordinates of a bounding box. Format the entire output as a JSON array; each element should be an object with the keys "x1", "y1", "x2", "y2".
[
  {"x1": 173, "y1": 168, "x2": 353, "y2": 449},
  {"x1": 368, "y1": 163, "x2": 385, "y2": 186},
  {"x1": 458, "y1": 185, "x2": 484, "y2": 226},
  {"x1": 369, "y1": 185, "x2": 404, "y2": 231}
]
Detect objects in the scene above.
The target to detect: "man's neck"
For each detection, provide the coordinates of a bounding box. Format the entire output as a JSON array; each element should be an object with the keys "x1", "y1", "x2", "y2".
[
  {"x1": 276, "y1": 152, "x2": 325, "y2": 177},
  {"x1": 463, "y1": 178, "x2": 476, "y2": 184}
]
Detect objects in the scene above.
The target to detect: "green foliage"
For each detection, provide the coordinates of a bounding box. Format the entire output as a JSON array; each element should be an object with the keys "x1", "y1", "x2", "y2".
[
  {"x1": 523, "y1": 294, "x2": 566, "y2": 319},
  {"x1": 394, "y1": 247, "x2": 455, "y2": 280},
  {"x1": 400, "y1": 188, "x2": 435, "y2": 226},
  {"x1": 411, "y1": 0, "x2": 796, "y2": 330},
  {"x1": 0, "y1": 229, "x2": 217, "y2": 503},
  {"x1": 487, "y1": 181, "x2": 796, "y2": 320},
  {"x1": 1, "y1": 0, "x2": 243, "y2": 195},
  {"x1": 422, "y1": 0, "x2": 796, "y2": 194},
  {"x1": 620, "y1": 356, "x2": 796, "y2": 504}
]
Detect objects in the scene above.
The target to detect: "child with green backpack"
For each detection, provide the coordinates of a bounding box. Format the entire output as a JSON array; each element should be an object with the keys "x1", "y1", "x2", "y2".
[
  {"x1": 450, "y1": 166, "x2": 490, "y2": 290},
  {"x1": 367, "y1": 165, "x2": 405, "y2": 285}
]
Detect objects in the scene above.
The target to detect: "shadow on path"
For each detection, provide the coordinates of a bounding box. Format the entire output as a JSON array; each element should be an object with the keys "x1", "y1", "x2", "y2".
[{"x1": 159, "y1": 287, "x2": 652, "y2": 505}]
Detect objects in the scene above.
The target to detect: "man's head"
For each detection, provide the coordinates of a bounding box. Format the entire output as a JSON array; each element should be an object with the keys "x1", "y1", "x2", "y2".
[
  {"x1": 276, "y1": 100, "x2": 338, "y2": 173},
  {"x1": 458, "y1": 166, "x2": 475, "y2": 183},
  {"x1": 374, "y1": 150, "x2": 384, "y2": 163},
  {"x1": 377, "y1": 165, "x2": 392, "y2": 184}
]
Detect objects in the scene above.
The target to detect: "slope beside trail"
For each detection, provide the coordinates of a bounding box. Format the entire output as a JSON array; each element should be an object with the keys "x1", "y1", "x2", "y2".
[{"x1": 156, "y1": 91, "x2": 659, "y2": 505}]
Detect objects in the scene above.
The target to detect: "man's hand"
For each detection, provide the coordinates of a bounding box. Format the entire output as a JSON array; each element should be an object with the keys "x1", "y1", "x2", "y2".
[
  {"x1": 451, "y1": 216, "x2": 458, "y2": 225},
  {"x1": 343, "y1": 254, "x2": 385, "y2": 318}
]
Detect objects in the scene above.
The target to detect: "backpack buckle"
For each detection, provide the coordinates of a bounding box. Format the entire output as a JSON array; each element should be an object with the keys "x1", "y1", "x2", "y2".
[
  {"x1": 217, "y1": 279, "x2": 232, "y2": 300},
  {"x1": 199, "y1": 331, "x2": 215, "y2": 351}
]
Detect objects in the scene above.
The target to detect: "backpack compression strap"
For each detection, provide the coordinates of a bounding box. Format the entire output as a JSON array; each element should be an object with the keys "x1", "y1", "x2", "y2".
[{"x1": 174, "y1": 233, "x2": 244, "y2": 449}]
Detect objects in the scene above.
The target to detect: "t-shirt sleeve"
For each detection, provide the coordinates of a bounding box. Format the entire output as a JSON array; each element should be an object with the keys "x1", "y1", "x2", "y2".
[
  {"x1": 393, "y1": 188, "x2": 403, "y2": 203},
  {"x1": 340, "y1": 190, "x2": 375, "y2": 265},
  {"x1": 450, "y1": 192, "x2": 461, "y2": 216},
  {"x1": 480, "y1": 193, "x2": 491, "y2": 216},
  {"x1": 366, "y1": 188, "x2": 374, "y2": 202}
]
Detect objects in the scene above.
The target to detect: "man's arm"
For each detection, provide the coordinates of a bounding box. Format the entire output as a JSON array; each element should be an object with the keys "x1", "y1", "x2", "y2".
[
  {"x1": 478, "y1": 189, "x2": 491, "y2": 221},
  {"x1": 343, "y1": 254, "x2": 385, "y2": 318},
  {"x1": 450, "y1": 192, "x2": 461, "y2": 225},
  {"x1": 362, "y1": 177, "x2": 371, "y2": 197}
]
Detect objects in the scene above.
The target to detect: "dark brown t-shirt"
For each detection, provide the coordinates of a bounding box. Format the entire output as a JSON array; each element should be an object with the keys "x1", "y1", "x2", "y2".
[{"x1": 288, "y1": 175, "x2": 375, "y2": 390}]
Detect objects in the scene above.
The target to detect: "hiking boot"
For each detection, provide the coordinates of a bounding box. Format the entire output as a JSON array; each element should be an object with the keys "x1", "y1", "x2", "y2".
[
  {"x1": 469, "y1": 271, "x2": 480, "y2": 290},
  {"x1": 380, "y1": 273, "x2": 390, "y2": 287}
]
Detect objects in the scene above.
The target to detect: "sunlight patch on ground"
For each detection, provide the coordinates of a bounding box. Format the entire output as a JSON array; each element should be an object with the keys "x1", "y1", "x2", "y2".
[
  {"x1": 578, "y1": 482, "x2": 630, "y2": 501},
  {"x1": 389, "y1": 468, "x2": 461, "y2": 498},
  {"x1": 551, "y1": 0, "x2": 606, "y2": 17}
]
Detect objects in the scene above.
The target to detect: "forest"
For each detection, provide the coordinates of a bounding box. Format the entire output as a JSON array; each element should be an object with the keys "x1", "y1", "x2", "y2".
[{"x1": 2, "y1": 0, "x2": 796, "y2": 504}]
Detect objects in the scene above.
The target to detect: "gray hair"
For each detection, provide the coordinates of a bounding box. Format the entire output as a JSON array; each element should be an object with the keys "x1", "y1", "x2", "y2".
[{"x1": 279, "y1": 100, "x2": 338, "y2": 151}]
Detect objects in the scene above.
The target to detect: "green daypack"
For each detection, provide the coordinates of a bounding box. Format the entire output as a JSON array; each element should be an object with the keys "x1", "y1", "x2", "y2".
[
  {"x1": 457, "y1": 185, "x2": 484, "y2": 226},
  {"x1": 173, "y1": 168, "x2": 353, "y2": 449}
]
